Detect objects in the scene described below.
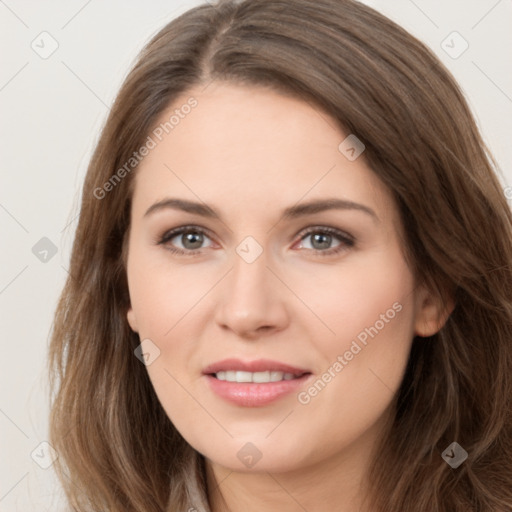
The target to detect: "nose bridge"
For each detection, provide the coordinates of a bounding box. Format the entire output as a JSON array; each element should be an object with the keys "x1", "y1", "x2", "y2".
[
  {"x1": 228, "y1": 241, "x2": 273, "y2": 311},
  {"x1": 214, "y1": 238, "x2": 288, "y2": 336}
]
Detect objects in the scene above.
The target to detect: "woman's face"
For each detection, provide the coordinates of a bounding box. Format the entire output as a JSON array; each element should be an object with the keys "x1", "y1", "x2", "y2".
[{"x1": 125, "y1": 82, "x2": 439, "y2": 474}]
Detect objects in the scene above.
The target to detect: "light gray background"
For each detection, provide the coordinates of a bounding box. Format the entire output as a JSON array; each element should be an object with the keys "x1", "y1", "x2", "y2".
[{"x1": 1, "y1": 0, "x2": 511, "y2": 509}]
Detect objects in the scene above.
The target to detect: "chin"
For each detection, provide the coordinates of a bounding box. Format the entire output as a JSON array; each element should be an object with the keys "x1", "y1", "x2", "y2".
[{"x1": 194, "y1": 434, "x2": 317, "y2": 474}]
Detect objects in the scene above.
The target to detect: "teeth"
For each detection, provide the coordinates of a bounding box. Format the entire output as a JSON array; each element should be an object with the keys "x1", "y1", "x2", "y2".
[
  {"x1": 214, "y1": 371, "x2": 298, "y2": 383},
  {"x1": 270, "y1": 371, "x2": 283, "y2": 382},
  {"x1": 253, "y1": 371, "x2": 270, "y2": 383},
  {"x1": 236, "y1": 371, "x2": 252, "y2": 382}
]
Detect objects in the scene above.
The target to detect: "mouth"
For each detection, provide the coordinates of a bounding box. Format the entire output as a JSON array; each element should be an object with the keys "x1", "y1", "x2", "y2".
[
  {"x1": 212, "y1": 370, "x2": 306, "y2": 383},
  {"x1": 202, "y1": 358, "x2": 313, "y2": 407}
]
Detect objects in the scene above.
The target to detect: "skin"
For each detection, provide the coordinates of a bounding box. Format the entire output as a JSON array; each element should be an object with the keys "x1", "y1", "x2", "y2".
[{"x1": 125, "y1": 82, "x2": 451, "y2": 511}]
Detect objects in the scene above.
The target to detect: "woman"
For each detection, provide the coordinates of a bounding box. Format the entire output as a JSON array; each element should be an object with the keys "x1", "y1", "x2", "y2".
[{"x1": 48, "y1": 0, "x2": 512, "y2": 510}]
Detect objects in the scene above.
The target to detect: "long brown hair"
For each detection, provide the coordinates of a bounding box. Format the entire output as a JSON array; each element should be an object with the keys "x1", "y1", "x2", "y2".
[{"x1": 48, "y1": 0, "x2": 512, "y2": 510}]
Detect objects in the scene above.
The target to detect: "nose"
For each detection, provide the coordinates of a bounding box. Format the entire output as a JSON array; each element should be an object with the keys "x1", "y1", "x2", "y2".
[{"x1": 214, "y1": 247, "x2": 290, "y2": 339}]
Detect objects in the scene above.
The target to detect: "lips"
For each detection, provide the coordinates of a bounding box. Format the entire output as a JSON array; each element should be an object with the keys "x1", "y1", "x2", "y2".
[
  {"x1": 202, "y1": 358, "x2": 310, "y2": 375},
  {"x1": 202, "y1": 358, "x2": 312, "y2": 407}
]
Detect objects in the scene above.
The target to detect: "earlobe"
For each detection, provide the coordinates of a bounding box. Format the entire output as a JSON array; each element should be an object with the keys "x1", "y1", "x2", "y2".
[
  {"x1": 414, "y1": 286, "x2": 455, "y2": 338},
  {"x1": 126, "y1": 307, "x2": 139, "y2": 333}
]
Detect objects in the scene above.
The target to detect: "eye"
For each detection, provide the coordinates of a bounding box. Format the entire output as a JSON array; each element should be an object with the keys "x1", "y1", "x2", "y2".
[
  {"x1": 156, "y1": 225, "x2": 355, "y2": 257},
  {"x1": 157, "y1": 226, "x2": 214, "y2": 255},
  {"x1": 295, "y1": 227, "x2": 355, "y2": 256}
]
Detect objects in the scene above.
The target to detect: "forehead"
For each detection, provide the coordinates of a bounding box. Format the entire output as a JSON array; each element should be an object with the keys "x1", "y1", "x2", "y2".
[{"x1": 130, "y1": 82, "x2": 394, "y2": 223}]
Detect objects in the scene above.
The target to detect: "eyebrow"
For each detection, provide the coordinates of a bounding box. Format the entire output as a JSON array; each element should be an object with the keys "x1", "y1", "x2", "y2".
[{"x1": 144, "y1": 197, "x2": 379, "y2": 223}]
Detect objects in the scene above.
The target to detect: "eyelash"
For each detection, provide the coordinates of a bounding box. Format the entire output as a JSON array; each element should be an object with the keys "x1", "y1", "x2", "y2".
[{"x1": 156, "y1": 225, "x2": 355, "y2": 258}]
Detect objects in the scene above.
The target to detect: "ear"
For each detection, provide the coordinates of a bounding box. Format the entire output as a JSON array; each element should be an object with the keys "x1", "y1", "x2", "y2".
[
  {"x1": 126, "y1": 306, "x2": 139, "y2": 333},
  {"x1": 413, "y1": 284, "x2": 455, "y2": 338}
]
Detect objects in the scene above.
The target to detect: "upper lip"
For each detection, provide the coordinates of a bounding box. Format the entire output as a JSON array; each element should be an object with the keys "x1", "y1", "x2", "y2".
[{"x1": 203, "y1": 358, "x2": 310, "y2": 375}]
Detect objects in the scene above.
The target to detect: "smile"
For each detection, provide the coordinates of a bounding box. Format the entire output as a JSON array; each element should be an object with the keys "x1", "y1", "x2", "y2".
[{"x1": 203, "y1": 359, "x2": 312, "y2": 407}]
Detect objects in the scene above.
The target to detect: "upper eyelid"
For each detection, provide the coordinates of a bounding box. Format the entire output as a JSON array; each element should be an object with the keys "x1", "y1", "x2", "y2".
[{"x1": 161, "y1": 225, "x2": 215, "y2": 242}]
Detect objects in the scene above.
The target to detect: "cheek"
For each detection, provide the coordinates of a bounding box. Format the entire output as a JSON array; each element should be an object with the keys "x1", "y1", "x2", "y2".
[
  {"x1": 298, "y1": 251, "x2": 416, "y2": 420},
  {"x1": 127, "y1": 246, "x2": 215, "y2": 338},
  {"x1": 126, "y1": 250, "x2": 214, "y2": 405},
  {"x1": 291, "y1": 248, "x2": 415, "y2": 356},
  {"x1": 289, "y1": 261, "x2": 415, "y2": 461}
]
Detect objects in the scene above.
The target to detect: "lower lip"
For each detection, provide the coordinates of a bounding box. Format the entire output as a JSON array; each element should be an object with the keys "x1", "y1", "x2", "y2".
[{"x1": 204, "y1": 374, "x2": 311, "y2": 407}]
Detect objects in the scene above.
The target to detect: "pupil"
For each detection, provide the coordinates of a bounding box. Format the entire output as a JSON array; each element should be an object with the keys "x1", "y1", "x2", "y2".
[
  {"x1": 312, "y1": 233, "x2": 331, "y2": 250},
  {"x1": 183, "y1": 232, "x2": 203, "y2": 249}
]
